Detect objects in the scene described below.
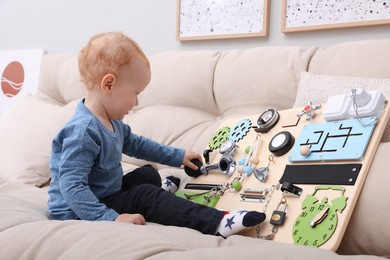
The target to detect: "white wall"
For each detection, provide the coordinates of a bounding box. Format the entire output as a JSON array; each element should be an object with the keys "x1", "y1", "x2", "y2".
[{"x1": 1, "y1": 0, "x2": 389, "y2": 55}]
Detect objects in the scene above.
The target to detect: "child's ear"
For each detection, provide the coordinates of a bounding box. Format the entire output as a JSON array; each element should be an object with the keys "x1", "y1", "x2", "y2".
[{"x1": 101, "y1": 74, "x2": 116, "y2": 94}]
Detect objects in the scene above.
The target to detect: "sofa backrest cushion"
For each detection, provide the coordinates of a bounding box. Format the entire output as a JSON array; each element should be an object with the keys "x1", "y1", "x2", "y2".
[
  {"x1": 214, "y1": 46, "x2": 317, "y2": 117},
  {"x1": 38, "y1": 55, "x2": 86, "y2": 104},
  {"x1": 137, "y1": 50, "x2": 221, "y2": 116},
  {"x1": 309, "y1": 39, "x2": 390, "y2": 78}
]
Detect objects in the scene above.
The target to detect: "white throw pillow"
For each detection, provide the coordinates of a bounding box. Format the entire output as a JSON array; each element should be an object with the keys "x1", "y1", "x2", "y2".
[
  {"x1": 294, "y1": 72, "x2": 390, "y2": 142},
  {"x1": 0, "y1": 94, "x2": 78, "y2": 187}
]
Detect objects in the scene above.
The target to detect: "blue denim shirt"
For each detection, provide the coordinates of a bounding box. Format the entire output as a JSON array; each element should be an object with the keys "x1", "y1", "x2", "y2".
[{"x1": 48, "y1": 100, "x2": 185, "y2": 221}]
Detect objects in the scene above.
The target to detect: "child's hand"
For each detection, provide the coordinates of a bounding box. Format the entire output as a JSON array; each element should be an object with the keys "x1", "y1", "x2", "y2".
[
  {"x1": 115, "y1": 213, "x2": 145, "y2": 225},
  {"x1": 183, "y1": 151, "x2": 203, "y2": 170}
]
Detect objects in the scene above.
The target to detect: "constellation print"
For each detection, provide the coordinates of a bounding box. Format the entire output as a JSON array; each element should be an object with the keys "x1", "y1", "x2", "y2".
[
  {"x1": 285, "y1": 0, "x2": 390, "y2": 28},
  {"x1": 180, "y1": 0, "x2": 265, "y2": 37}
]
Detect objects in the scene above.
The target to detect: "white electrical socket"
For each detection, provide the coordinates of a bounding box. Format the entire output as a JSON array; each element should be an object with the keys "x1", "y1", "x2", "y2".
[{"x1": 323, "y1": 88, "x2": 385, "y2": 122}]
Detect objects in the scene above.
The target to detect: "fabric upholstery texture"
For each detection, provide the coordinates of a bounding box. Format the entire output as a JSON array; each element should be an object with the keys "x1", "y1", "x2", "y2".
[
  {"x1": 308, "y1": 39, "x2": 390, "y2": 79},
  {"x1": 214, "y1": 46, "x2": 317, "y2": 116},
  {"x1": 0, "y1": 95, "x2": 77, "y2": 187},
  {"x1": 37, "y1": 54, "x2": 86, "y2": 103}
]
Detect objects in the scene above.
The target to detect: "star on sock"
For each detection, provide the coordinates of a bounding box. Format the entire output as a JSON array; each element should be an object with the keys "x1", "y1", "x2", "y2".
[
  {"x1": 161, "y1": 175, "x2": 181, "y2": 193},
  {"x1": 225, "y1": 215, "x2": 236, "y2": 229},
  {"x1": 216, "y1": 210, "x2": 266, "y2": 238}
]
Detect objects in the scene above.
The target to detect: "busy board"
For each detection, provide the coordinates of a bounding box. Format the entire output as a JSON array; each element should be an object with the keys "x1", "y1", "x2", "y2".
[{"x1": 177, "y1": 96, "x2": 390, "y2": 251}]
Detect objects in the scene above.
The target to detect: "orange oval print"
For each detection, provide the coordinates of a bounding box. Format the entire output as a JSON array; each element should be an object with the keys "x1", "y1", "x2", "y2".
[{"x1": 1, "y1": 61, "x2": 25, "y2": 98}]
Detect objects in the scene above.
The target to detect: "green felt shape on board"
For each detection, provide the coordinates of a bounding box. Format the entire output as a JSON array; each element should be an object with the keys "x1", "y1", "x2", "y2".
[{"x1": 175, "y1": 191, "x2": 219, "y2": 208}]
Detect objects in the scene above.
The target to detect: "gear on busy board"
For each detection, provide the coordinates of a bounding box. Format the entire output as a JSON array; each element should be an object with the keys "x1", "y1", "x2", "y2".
[
  {"x1": 228, "y1": 118, "x2": 252, "y2": 142},
  {"x1": 208, "y1": 126, "x2": 231, "y2": 150}
]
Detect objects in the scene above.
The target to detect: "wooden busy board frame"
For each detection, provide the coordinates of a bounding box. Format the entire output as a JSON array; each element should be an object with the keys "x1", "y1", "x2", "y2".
[{"x1": 178, "y1": 102, "x2": 390, "y2": 251}]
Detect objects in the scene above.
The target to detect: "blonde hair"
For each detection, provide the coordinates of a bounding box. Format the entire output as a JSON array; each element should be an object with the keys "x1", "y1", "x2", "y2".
[{"x1": 78, "y1": 32, "x2": 149, "y2": 88}]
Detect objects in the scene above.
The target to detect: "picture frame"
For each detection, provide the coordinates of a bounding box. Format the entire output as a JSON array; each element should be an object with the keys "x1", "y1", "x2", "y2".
[
  {"x1": 282, "y1": 0, "x2": 390, "y2": 33},
  {"x1": 177, "y1": 0, "x2": 270, "y2": 41}
]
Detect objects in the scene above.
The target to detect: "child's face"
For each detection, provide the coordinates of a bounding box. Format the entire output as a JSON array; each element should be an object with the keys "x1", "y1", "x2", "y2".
[{"x1": 108, "y1": 57, "x2": 151, "y2": 120}]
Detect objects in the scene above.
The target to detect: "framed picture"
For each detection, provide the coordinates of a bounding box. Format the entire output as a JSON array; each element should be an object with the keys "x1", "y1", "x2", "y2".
[
  {"x1": 177, "y1": 0, "x2": 270, "y2": 41},
  {"x1": 0, "y1": 49, "x2": 45, "y2": 114},
  {"x1": 282, "y1": 0, "x2": 390, "y2": 33}
]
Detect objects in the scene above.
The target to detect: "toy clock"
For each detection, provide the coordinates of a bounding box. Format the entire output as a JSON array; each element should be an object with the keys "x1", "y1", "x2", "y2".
[{"x1": 292, "y1": 186, "x2": 348, "y2": 248}]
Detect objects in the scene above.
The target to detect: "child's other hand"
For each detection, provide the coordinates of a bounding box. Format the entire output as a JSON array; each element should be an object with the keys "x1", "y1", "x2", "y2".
[
  {"x1": 115, "y1": 213, "x2": 145, "y2": 225},
  {"x1": 183, "y1": 151, "x2": 203, "y2": 170}
]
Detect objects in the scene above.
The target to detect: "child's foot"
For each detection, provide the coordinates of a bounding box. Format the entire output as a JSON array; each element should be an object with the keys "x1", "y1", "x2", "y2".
[
  {"x1": 161, "y1": 175, "x2": 181, "y2": 193},
  {"x1": 216, "y1": 210, "x2": 266, "y2": 238}
]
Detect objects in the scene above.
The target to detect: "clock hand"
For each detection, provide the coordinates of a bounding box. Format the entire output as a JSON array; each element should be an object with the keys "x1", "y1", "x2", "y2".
[{"x1": 309, "y1": 207, "x2": 330, "y2": 227}]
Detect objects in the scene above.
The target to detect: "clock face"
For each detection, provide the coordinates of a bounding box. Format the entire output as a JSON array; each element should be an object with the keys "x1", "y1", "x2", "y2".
[
  {"x1": 292, "y1": 199, "x2": 337, "y2": 247},
  {"x1": 292, "y1": 186, "x2": 348, "y2": 248}
]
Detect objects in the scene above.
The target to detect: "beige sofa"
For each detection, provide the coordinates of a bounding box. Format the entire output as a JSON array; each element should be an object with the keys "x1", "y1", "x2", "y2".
[{"x1": 1, "y1": 39, "x2": 390, "y2": 259}]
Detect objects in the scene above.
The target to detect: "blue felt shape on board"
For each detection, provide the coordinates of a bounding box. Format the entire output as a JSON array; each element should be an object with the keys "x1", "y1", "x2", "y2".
[{"x1": 289, "y1": 117, "x2": 376, "y2": 162}]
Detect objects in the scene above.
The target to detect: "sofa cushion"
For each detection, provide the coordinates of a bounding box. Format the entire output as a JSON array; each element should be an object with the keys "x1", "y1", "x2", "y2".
[
  {"x1": 38, "y1": 54, "x2": 86, "y2": 104},
  {"x1": 293, "y1": 72, "x2": 390, "y2": 142},
  {"x1": 309, "y1": 39, "x2": 390, "y2": 79},
  {"x1": 0, "y1": 94, "x2": 77, "y2": 187},
  {"x1": 137, "y1": 50, "x2": 221, "y2": 116},
  {"x1": 213, "y1": 46, "x2": 317, "y2": 117},
  {"x1": 0, "y1": 180, "x2": 48, "y2": 232}
]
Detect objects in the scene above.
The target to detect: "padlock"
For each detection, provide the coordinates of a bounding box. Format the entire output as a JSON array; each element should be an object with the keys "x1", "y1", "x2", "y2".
[{"x1": 270, "y1": 197, "x2": 287, "y2": 226}]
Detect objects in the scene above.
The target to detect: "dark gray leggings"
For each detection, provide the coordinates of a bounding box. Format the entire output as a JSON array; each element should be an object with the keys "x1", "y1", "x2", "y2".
[{"x1": 101, "y1": 165, "x2": 224, "y2": 235}]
